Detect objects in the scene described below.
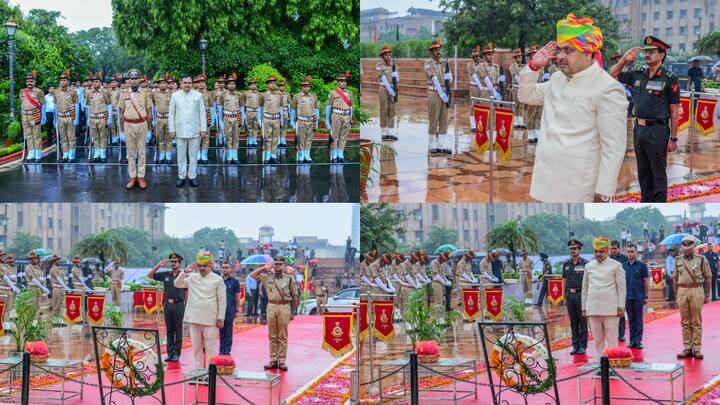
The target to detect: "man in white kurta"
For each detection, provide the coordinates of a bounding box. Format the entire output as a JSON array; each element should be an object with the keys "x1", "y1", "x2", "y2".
[
  {"x1": 169, "y1": 75, "x2": 207, "y2": 188},
  {"x1": 175, "y1": 251, "x2": 226, "y2": 370},
  {"x1": 519, "y1": 14, "x2": 629, "y2": 202},
  {"x1": 582, "y1": 237, "x2": 626, "y2": 356}
]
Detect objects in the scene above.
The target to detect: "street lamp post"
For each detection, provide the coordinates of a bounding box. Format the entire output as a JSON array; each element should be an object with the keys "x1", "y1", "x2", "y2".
[
  {"x1": 5, "y1": 18, "x2": 17, "y2": 121},
  {"x1": 0, "y1": 214, "x2": 7, "y2": 248},
  {"x1": 199, "y1": 38, "x2": 208, "y2": 76}
]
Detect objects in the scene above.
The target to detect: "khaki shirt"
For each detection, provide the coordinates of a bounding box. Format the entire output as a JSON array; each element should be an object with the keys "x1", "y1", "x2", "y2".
[
  {"x1": 110, "y1": 89, "x2": 120, "y2": 107},
  {"x1": 366, "y1": 259, "x2": 382, "y2": 279},
  {"x1": 479, "y1": 257, "x2": 491, "y2": 274},
  {"x1": 376, "y1": 62, "x2": 393, "y2": 86},
  {"x1": 326, "y1": 88, "x2": 352, "y2": 111},
  {"x1": 316, "y1": 285, "x2": 328, "y2": 297},
  {"x1": 20, "y1": 88, "x2": 44, "y2": 111},
  {"x1": 259, "y1": 90, "x2": 284, "y2": 115},
  {"x1": 509, "y1": 62, "x2": 525, "y2": 86},
  {"x1": 457, "y1": 258, "x2": 472, "y2": 275},
  {"x1": 243, "y1": 90, "x2": 260, "y2": 109},
  {"x1": 519, "y1": 258, "x2": 534, "y2": 274},
  {"x1": 213, "y1": 89, "x2": 226, "y2": 104},
  {"x1": 467, "y1": 61, "x2": 486, "y2": 85},
  {"x1": 424, "y1": 58, "x2": 445, "y2": 86},
  {"x1": 430, "y1": 259, "x2": 442, "y2": 277},
  {"x1": 281, "y1": 91, "x2": 291, "y2": 111},
  {"x1": 151, "y1": 90, "x2": 171, "y2": 114},
  {"x1": 71, "y1": 265, "x2": 85, "y2": 289},
  {"x1": 256, "y1": 272, "x2": 298, "y2": 302},
  {"x1": 54, "y1": 88, "x2": 78, "y2": 113},
  {"x1": 25, "y1": 264, "x2": 43, "y2": 287},
  {"x1": 49, "y1": 265, "x2": 65, "y2": 289},
  {"x1": 218, "y1": 91, "x2": 242, "y2": 113},
  {"x1": 291, "y1": 92, "x2": 319, "y2": 117},
  {"x1": 200, "y1": 89, "x2": 214, "y2": 109},
  {"x1": 412, "y1": 261, "x2": 424, "y2": 278},
  {"x1": 85, "y1": 89, "x2": 111, "y2": 114},
  {"x1": 0, "y1": 263, "x2": 12, "y2": 288},
  {"x1": 481, "y1": 61, "x2": 501, "y2": 85},
  {"x1": 109, "y1": 266, "x2": 124, "y2": 287},
  {"x1": 673, "y1": 254, "x2": 711, "y2": 285},
  {"x1": 120, "y1": 90, "x2": 152, "y2": 121}
]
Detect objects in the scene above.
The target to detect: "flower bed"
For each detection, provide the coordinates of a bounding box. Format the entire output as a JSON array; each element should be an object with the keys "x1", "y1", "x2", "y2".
[{"x1": 616, "y1": 176, "x2": 720, "y2": 202}]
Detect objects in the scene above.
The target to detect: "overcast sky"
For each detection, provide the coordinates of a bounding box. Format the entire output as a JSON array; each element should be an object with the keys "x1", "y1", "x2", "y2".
[
  {"x1": 584, "y1": 203, "x2": 720, "y2": 221},
  {"x1": 163, "y1": 204, "x2": 356, "y2": 245},
  {"x1": 362, "y1": 0, "x2": 442, "y2": 16},
  {"x1": 12, "y1": 0, "x2": 112, "y2": 32}
]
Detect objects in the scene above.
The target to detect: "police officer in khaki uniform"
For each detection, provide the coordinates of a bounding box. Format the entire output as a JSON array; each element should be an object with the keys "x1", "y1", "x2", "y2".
[
  {"x1": 218, "y1": 74, "x2": 242, "y2": 164},
  {"x1": 315, "y1": 280, "x2": 328, "y2": 315},
  {"x1": 509, "y1": 49, "x2": 526, "y2": 127},
  {"x1": 278, "y1": 79, "x2": 291, "y2": 148},
  {"x1": 152, "y1": 77, "x2": 173, "y2": 164},
  {"x1": 20, "y1": 72, "x2": 45, "y2": 162},
  {"x1": 109, "y1": 75, "x2": 120, "y2": 145},
  {"x1": 48, "y1": 255, "x2": 68, "y2": 317},
  {"x1": 213, "y1": 76, "x2": 227, "y2": 148},
  {"x1": 85, "y1": 73, "x2": 112, "y2": 163},
  {"x1": 376, "y1": 44, "x2": 398, "y2": 140},
  {"x1": 0, "y1": 250, "x2": 19, "y2": 323},
  {"x1": 524, "y1": 45, "x2": 543, "y2": 143},
  {"x1": 243, "y1": 78, "x2": 261, "y2": 148},
  {"x1": 673, "y1": 236, "x2": 711, "y2": 359},
  {"x1": 467, "y1": 46, "x2": 485, "y2": 132},
  {"x1": 260, "y1": 75, "x2": 285, "y2": 164},
  {"x1": 455, "y1": 251, "x2": 474, "y2": 308},
  {"x1": 519, "y1": 250, "x2": 534, "y2": 299},
  {"x1": 108, "y1": 258, "x2": 124, "y2": 306},
  {"x1": 194, "y1": 75, "x2": 214, "y2": 164},
  {"x1": 425, "y1": 38, "x2": 451, "y2": 154},
  {"x1": 25, "y1": 252, "x2": 45, "y2": 307},
  {"x1": 54, "y1": 70, "x2": 79, "y2": 163},
  {"x1": 429, "y1": 252, "x2": 451, "y2": 318},
  {"x1": 119, "y1": 69, "x2": 153, "y2": 190},
  {"x1": 325, "y1": 72, "x2": 353, "y2": 163},
  {"x1": 290, "y1": 76, "x2": 319, "y2": 164},
  {"x1": 480, "y1": 43, "x2": 501, "y2": 101},
  {"x1": 250, "y1": 256, "x2": 299, "y2": 371}
]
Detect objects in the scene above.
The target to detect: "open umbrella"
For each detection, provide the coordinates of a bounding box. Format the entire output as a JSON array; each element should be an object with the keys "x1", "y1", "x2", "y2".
[
  {"x1": 33, "y1": 248, "x2": 53, "y2": 257},
  {"x1": 240, "y1": 254, "x2": 272, "y2": 266},
  {"x1": 688, "y1": 55, "x2": 714, "y2": 63},
  {"x1": 309, "y1": 258, "x2": 319, "y2": 264},
  {"x1": 433, "y1": 244, "x2": 458, "y2": 255},
  {"x1": 660, "y1": 233, "x2": 699, "y2": 245},
  {"x1": 81, "y1": 257, "x2": 102, "y2": 265},
  {"x1": 449, "y1": 249, "x2": 469, "y2": 258}
]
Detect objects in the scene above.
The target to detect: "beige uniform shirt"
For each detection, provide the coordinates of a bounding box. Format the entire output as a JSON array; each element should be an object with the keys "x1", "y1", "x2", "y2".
[
  {"x1": 366, "y1": 259, "x2": 382, "y2": 280},
  {"x1": 255, "y1": 272, "x2": 299, "y2": 303},
  {"x1": 509, "y1": 62, "x2": 525, "y2": 87},
  {"x1": 260, "y1": 90, "x2": 284, "y2": 115},
  {"x1": 110, "y1": 266, "x2": 124, "y2": 287},
  {"x1": 673, "y1": 254, "x2": 711, "y2": 285},
  {"x1": 430, "y1": 259, "x2": 442, "y2": 277},
  {"x1": 316, "y1": 285, "x2": 328, "y2": 297},
  {"x1": 54, "y1": 88, "x2": 78, "y2": 113},
  {"x1": 481, "y1": 61, "x2": 501, "y2": 86},
  {"x1": 243, "y1": 90, "x2": 260, "y2": 109},
  {"x1": 25, "y1": 264, "x2": 43, "y2": 288},
  {"x1": 376, "y1": 62, "x2": 394, "y2": 90},
  {"x1": 326, "y1": 89, "x2": 352, "y2": 111},
  {"x1": 200, "y1": 89, "x2": 214, "y2": 109},
  {"x1": 519, "y1": 258, "x2": 534, "y2": 274},
  {"x1": 49, "y1": 265, "x2": 65, "y2": 289},
  {"x1": 175, "y1": 271, "x2": 227, "y2": 324},
  {"x1": 291, "y1": 92, "x2": 319, "y2": 117},
  {"x1": 71, "y1": 265, "x2": 85, "y2": 289},
  {"x1": 110, "y1": 89, "x2": 120, "y2": 107},
  {"x1": 85, "y1": 89, "x2": 111, "y2": 114},
  {"x1": 219, "y1": 91, "x2": 242, "y2": 113},
  {"x1": 213, "y1": 89, "x2": 226, "y2": 106},
  {"x1": 424, "y1": 59, "x2": 445, "y2": 86},
  {"x1": 0, "y1": 263, "x2": 13, "y2": 289},
  {"x1": 457, "y1": 258, "x2": 472, "y2": 275},
  {"x1": 120, "y1": 90, "x2": 152, "y2": 121},
  {"x1": 20, "y1": 88, "x2": 44, "y2": 112},
  {"x1": 467, "y1": 61, "x2": 486, "y2": 86},
  {"x1": 151, "y1": 90, "x2": 171, "y2": 114},
  {"x1": 479, "y1": 257, "x2": 491, "y2": 275}
]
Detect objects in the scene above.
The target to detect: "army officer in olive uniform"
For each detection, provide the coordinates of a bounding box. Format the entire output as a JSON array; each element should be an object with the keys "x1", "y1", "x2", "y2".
[
  {"x1": 563, "y1": 239, "x2": 589, "y2": 354},
  {"x1": 148, "y1": 253, "x2": 187, "y2": 362}
]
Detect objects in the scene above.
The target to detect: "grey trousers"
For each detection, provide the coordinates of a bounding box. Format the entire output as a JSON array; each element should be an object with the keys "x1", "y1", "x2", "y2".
[{"x1": 176, "y1": 137, "x2": 200, "y2": 180}]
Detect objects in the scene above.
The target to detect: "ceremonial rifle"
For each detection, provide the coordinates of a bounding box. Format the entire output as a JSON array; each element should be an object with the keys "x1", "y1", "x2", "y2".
[{"x1": 443, "y1": 55, "x2": 452, "y2": 108}]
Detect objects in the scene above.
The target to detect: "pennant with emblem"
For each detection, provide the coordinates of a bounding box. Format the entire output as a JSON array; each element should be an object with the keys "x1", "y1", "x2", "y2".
[
  {"x1": 678, "y1": 96, "x2": 691, "y2": 132},
  {"x1": 547, "y1": 278, "x2": 564, "y2": 305},
  {"x1": 65, "y1": 293, "x2": 82, "y2": 325},
  {"x1": 473, "y1": 105, "x2": 491, "y2": 153},
  {"x1": 695, "y1": 98, "x2": 717, "y2": 135},
  {"x1": 352, "y1": 299, "x2": 369, "y2": 340},
  {"x1": 484, "y1": 288, "x2": 503, "y2": 321},
  {"x1": 650, "y1": 267, "x2": 664, "y2": 288},
  {"x1": 87, "y1": 294, "x2": 106, "y2": 325},
  {"x1": 133, "y1": 291, "x2": 144, "y2": 309},
  {"x1": 493, "y1": 107, "x2": 513, "y2": 160},
  {"x1": 462, "y1": 288, "x2": 481, "y2": 321},
  {"x1": 372, "y1": 300, "x2": 395, "y2": 341},
  {"x1": 322, "y1": 312, "x2": 353, "y2": 357},
  {"x1": 143, "y1": 289, "x2": 158, "y2": 315}
]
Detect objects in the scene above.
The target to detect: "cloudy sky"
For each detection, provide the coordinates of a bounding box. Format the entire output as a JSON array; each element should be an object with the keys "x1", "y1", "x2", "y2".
[
  {"x1": 12, "y1": 0, "x2": 112, "y2": 32},
  {"x1": 584, "y1": 203, "x2": 720, "y2": 220},
  {"x1": 164, "y1": 204, "x2": 356, "y2": 245},
  {"x1": 362, "y1": 0, "x2": 442, "y2": 16}
]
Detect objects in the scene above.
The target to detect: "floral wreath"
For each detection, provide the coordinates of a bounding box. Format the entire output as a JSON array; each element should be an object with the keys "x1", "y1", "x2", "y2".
[
  {"x1": 489, "y1": 333, "x2": 555, "y2": 394},
  {"x1": 100, "y1": 338, "x2": 161, "y2": 397}
]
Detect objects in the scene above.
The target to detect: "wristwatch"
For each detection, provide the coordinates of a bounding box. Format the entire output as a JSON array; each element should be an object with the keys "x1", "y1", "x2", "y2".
[
  {"x1": 596, "y1": 194, "x2": 611, "y2": 202},
  {"x1": 670, "y1": 137, "x2": 678, "y2": 142}
]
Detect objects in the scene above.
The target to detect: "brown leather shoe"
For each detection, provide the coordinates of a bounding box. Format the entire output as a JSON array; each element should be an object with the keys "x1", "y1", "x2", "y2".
[
  {"x1": 138, "y1": 178, "x2": 147, "y2": 189},
  {"x1": 694, "y1": 351, "x2": 704, "y2": 359},
  {"x1": 263, "y1": 362, "x2": 278, "y2": 370},
  {"x1": 126, "y1": 177, "x2": 137, "y2": 189},
  {"x1": 677, "y1": 349, "x2": 693, "y2": 358},
  {"x1": 278, "y1": 364, "x2": 288, "y2": 371}
]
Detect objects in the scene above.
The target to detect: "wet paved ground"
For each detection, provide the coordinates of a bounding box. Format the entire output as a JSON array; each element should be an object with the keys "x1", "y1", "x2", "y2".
[
  {"x1": 0, "y1": 143, "x2": 358, "y2": 202},
  {"x1": 361, "y1": 91, "x2": 720, "y2": 203}
]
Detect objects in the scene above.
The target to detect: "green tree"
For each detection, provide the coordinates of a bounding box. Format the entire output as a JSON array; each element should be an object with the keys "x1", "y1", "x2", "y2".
[
  {"x1": 695, "y1": 30, "x2": 720, "y2": 56},
  {"x1": 74, "y1": 230, "x2": 129, "y2": 269},
  {"x1": 613, "y1": 206, "x2": 669, "y2": 242},
  {"x1": 419, "y1": 225, "x2": 459, "y2": 252},
  {"x1": 486, "y1": 219, "x2": 540, "y2": 270},
  {"x1": 439, "y1": 0, "x2": 621, "y2": 62},
  {"x1": 191, "y1": 227, "x2": 240, "y2": 260},
  {"x1": 360, "y1": 203, "x2": 405, "y2": 253},
  {"x1": 9, "y1": 232, "x2": 41, "y2": 257},
  {"x1": 71, "y1": 27, "x2": 152, "y2": 75},
  {"x1": 523, "y1": 213, "x2": 569, "y2": 255}
]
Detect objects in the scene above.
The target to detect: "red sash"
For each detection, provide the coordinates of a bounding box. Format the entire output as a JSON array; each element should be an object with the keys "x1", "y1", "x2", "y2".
[
  {"x1": 23, "y1": 89, "x2": 41, "y2": 111},
  {"x1": 335, "y1": 89, "x2": 351, "y2": 108}
]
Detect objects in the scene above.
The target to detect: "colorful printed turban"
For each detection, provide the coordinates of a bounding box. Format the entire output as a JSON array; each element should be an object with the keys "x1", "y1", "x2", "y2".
[
  {"x1": 557, "y1": 13, "x2": 604, "y2": 67},
  {"x1": 196, "y1": 250, "x2": 214, "y2": 265},
  {"x1": 592, "y1": 237, "x2": 610, "y2": 252}
]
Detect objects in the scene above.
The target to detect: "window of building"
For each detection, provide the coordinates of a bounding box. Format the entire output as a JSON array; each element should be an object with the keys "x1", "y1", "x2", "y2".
[
  {"x1": 680, "y1": 26, "x2": 687, "y2": 35},
  {"x1": 653, "y1": 11, "x2": 660, "y2": 21},
  {"x1": 73, "y1": 224, "x2": 79, "y2": 234},
  {"x1": 679, "y1": 43, "x2": 686, "y2": 52},
  {"x1": 415, "y1": 230, "x2": 424, "y2": 240},
  {"x1": 653, "y1": 28, "x2": 660, "y2": 35},
  {"x1": 463, "y1": 230, "x2": 470, "y2": 241},
  {"x1": 416, "y1": 210, "x2": 422, "y2": 221},
  {"x1": 453, "y1": 207, "x2": 458, "y2": 220},
  {"x1": 666, "y1": 27, "x2": 673, "y2": 36},
  {"x1": 694, "y1": 8, "x2": 701, "y2": 17},
  {"x1": 474, "y1": 209, "x2": 478, "y2": 221},
  {"x1": 680, "y1": 9, "x2": 687, "y2": 18},
  {"x1": 693, "y1": 25, "x2": 700, "y2": 35},
  {"x1": 642, "y1": 0, "x2": 648, "y2": 4},
  {"x1": 463, "y1": 208, "x2": 469, "y2": 221},
  {"x1": 654, "y1": 0, "x2": 660, "y2": 4},
  {"x1": 48, "y1": 217, "x2": 53, "y2": 229},
  {"x1": 47, "y1": 237, "x2": 53, "y2": 249},
  {"x1": 641, "y1": 12, "x2": 647, "y2": 22},
  {"x1": 58, "y1": 219, "x2": 62, "y2": 230},
  {"x1": 667, "y1": 0, "x2": 673, "y2": 4},
  {"x1": 432, "y1": 205, "x2": 439, "y2": 220},
  {"x1": 17, "y1": 211, "x2": 22, "y2": 227}
]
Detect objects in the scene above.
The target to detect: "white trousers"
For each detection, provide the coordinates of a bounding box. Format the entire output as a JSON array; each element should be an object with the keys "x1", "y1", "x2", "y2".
[
  {"x1": 188, "y1": 322, "x2": 218, "y2": 370},
  {"x1": 588, "y1": 315, "x2": 619, "y2": 356},
  {"x1": 176, "y1": 137, "x2": 200, "y2": 180}
]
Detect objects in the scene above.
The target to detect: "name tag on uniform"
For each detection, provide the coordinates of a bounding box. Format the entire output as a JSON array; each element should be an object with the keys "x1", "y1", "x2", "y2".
[
  {"x1": 646, "y1": 80, "x2": 665, "y2": 91},
  {"x1": 575, "y1": 265, "x2": 585, "y2": 273}
]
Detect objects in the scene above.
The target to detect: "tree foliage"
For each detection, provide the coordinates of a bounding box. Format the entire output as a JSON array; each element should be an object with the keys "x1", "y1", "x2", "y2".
[
  {"x1": 486, "y1": 219, "x2": 540, "y2": 269},
  {"x1": 439, "y1": 0, "x2": 621, "y2": 61},
  {"x1": 417, "y1": 225, "x2": 459, "y2": 252},
  {"x1": 360, "y1": 203, "x2": 405, "y2": 254},
  {"x1": 71, "y1": 27, "x2": 152, "y2": 76},
  {"x1": 74, "y1": 230, "x2": 129, "y2": 268},
  {"x1": 9, "y1": 232, "x2": 41, "y2": 257},
  {"x1": 695, "y1": 30, "x2": 720, "y2": 56}
]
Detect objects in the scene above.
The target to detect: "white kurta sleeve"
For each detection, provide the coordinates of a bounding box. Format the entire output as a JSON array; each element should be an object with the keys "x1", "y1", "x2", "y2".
[
  {"x1": 615, "y1": 263, "x2": 627, "y2": 311},
  {"x1": 168, "y1": 94, "x2": 176, "y2": 133},
  {"x1": 198, "y1": 94, "x2": 207, "y2": 132},
  {"x1": 518, "y1": 65, "x2": 548, "y2": 106},
  {"x1": 593, "y1": 81, "x2": 629, "y2": 196}
]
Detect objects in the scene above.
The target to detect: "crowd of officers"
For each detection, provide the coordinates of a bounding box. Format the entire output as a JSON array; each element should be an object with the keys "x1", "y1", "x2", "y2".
[{"x1": 18, "y1": 69, "x2": 355, "y2": 176}]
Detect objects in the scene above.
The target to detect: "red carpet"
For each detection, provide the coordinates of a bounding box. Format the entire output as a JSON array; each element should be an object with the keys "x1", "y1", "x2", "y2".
[
  {"x1": 366, "y1": 302, "x2": 720, "y2": 404},
  {"x1": 24, "y1": 315, "x2": 336, "y2": 404}
]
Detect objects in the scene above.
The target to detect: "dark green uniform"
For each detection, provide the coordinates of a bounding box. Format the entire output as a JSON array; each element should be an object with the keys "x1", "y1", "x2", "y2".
[{"x1": 563, "y1": 257, "x2": 589, "y2": 352}]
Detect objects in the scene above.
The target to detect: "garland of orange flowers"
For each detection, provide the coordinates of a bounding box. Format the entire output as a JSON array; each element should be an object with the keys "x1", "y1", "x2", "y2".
[
  {"x1": 99, "y1": 339, "x2": 160, "y2": 397},
  {"x1": 615, "y1": 175, "x2": 720, "y2": 202},
  {"x1": 688, "y1": 376, "x2": 720, "y2": 403}
]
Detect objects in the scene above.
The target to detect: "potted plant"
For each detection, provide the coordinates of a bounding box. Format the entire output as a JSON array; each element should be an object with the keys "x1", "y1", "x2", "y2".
[
  {"x1": 502, "y1": 297, "x2": 527, "y2": 322},
  {"x1": 9, "y1": 289, "x2": 62, "y2": 355},
  {"x1": 359, "y1": 139, "x2": 396, "y2": 201},
  {"x1": 404, "y1": 284, "x2": 460, "y2": 363}
]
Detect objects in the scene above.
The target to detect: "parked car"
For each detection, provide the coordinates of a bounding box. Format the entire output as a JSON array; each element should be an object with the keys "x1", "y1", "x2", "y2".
[{"x1": 299, "y1": 287, "x2": 359, "y2": 315}]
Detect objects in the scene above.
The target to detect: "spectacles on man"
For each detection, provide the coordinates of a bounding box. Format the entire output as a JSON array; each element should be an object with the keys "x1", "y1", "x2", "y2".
[
  {"x1": 593, "y1": 250, "x2": 605, "y2": 254},
  {"x1": 553, "y1": 46, "x2": 576, "y2": 56}
]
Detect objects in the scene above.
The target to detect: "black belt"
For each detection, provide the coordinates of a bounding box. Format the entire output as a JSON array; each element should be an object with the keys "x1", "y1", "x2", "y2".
[
  {"x1": 166, "y1": 298, "x2": 184, "y2": 304},
  {"x1": 636, "y1": 118, "x2": 668, "y2": 127}
]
